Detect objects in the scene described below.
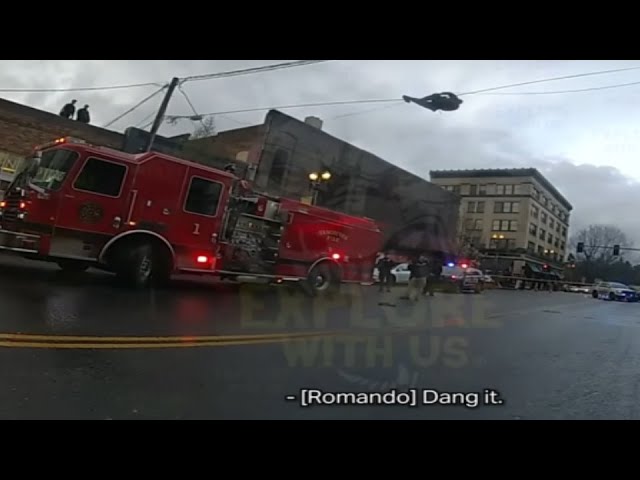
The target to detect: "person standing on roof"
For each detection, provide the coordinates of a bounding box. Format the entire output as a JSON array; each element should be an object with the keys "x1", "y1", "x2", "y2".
[
  {"x1": 76, "y1": 105, "x2": 90, "y2": 123},
  {"x1": 59, "y1": 99, "x2": 77, "y2": 119}
]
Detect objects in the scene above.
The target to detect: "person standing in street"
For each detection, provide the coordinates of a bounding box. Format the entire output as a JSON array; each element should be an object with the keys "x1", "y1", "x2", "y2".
[
  {"x1": 423, "y1": 254, "x2": 440, "y2": 296},
  {"x1": 407, "y1": 254, "x2": 430, "y2": 302},
  {"x1": 376, "y1": 253, "x2": 394, "y2": 293}
]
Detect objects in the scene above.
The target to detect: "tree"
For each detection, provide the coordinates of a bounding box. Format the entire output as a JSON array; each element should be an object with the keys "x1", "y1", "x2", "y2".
[
  {"x1": 569, "y1": 224, "x2": 633, "y2": 283},
  {"x1": 190, "y1": 117, "x2": 216, "y2": 139},
  {"x1": 569, "y1": 224, "x2": 632, "y2": 264}
]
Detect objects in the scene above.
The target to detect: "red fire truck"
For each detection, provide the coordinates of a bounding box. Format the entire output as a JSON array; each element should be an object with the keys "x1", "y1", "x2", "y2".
[{"x1": 0, "y1": 137, "x2": 383, "y2": 294}]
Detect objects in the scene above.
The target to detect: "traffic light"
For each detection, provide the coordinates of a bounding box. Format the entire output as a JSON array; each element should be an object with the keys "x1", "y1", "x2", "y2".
[
  {"x1": 576, "y1": 242, "x2": 584, "y2": 253},
  {"x1": 613, "y1": 245, "x2": 620, "y2": 256}
]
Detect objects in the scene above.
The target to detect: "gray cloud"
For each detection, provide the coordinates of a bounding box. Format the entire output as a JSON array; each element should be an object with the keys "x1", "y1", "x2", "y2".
[{"x1": 1, "y1": 60, "x2": 640, "y2": 244}]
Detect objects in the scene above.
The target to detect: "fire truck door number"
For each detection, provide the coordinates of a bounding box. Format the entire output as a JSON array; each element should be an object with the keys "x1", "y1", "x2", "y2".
[{"x1": 193, "y1": 223, "x2": 200, "y2": 235}]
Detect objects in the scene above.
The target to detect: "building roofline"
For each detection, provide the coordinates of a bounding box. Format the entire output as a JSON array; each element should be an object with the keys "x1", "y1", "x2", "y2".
[
  {"x1": 264, "y1": 110, "x2": 448, "y2": 190},
  {"x1": 429, "y1": 168, "x2": 573, "y2": 211}
]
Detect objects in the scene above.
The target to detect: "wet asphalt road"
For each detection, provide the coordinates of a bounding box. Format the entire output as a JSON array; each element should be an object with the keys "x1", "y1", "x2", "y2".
[{"x1": 1, "y1": 255, "x2": 640, "y2": 420}]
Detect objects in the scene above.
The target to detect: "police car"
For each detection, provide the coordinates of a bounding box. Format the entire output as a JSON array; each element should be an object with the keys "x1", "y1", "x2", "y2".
[{"x1": 591, "y1": 282, "x2": 638, "y2": 302}]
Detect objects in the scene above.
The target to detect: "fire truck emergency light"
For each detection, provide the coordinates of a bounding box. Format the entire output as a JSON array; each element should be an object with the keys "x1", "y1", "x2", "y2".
[
  {"x1": 331, "y1": 253, "x2": 341, "y2": 260},
  {"x1": 0, "y1": 201, "x2": 5, "y2": 208},
  {"x1": 196, "y1": 255, "x2": 209, "y2": 264},
  {"x1": 460, "y1": 263, "x2": 469, "y2": 269}
]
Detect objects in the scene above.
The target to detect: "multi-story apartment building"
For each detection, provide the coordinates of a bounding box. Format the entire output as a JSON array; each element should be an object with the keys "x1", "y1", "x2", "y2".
[{"x1": 429, "y1": 168, "x2": 573, "y2": 275}]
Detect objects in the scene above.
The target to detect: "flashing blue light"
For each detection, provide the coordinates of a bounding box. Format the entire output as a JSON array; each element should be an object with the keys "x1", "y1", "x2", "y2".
[{"x1": 447, "y1": 262, "x2": 455, "y2": 268}]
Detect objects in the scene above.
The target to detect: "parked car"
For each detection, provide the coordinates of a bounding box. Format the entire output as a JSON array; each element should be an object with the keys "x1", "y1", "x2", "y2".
[
  {"x1": 372, "y1": 262, "x2": 411, "y2": 285},
  {"x1": 591, "y1": 282, "x2": 638, "y2": 302}
]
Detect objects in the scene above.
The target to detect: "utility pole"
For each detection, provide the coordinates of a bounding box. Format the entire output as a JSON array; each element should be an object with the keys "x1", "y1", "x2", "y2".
[{"x1": 146, "y1": 77, "x2": 180, "y2": 152}]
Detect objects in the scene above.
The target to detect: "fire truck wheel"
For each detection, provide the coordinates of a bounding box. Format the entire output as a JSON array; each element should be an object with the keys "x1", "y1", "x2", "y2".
[
  {"x1": 56, "y1": 260, "x2": 89, "y2": 273},
  {"x1": 304, "y1": 262, "x2": 340, "y2": 296},
  {"x1": 116, "y1": 244, "x2": 155, "y2": 289}
]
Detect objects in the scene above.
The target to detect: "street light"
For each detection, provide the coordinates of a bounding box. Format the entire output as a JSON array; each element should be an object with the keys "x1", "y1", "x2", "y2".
[{"x1": 308, "y1": 170, "x2": 331, "y2": 205}]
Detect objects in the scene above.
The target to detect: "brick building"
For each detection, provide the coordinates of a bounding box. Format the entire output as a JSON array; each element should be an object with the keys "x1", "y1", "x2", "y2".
[
  {"x1": 0, "y1": 97, "x2": 126, "y2": 192},
  {"x1": 0, "y1": 97, "x2": 197, "y2": 194}
]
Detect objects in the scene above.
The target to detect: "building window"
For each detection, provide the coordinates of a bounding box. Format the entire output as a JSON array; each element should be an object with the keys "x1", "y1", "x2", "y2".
[
  {"x1": 467, "y1": 201, "x2": 485, "y2": 213},
  {"x1": 549, "y1": 218, "x2": 554, "y2": 229},
  {"x1": 496, "y1": 185, "x2": 504, "y2": 195},
  {"x1": 469, "y1": 185, "x2": 477, "y2": 195},
  {"x1": 529, "y1": 224, "x2": 537, "y2": 235},
  {"x1": 452, "y1": 185, "x2": 461, "y2": 194},
  {"x1": 478, "y1": 185, "x2": 487, "y2": 195},
  {"x1": 184, "y1": 177, "x2": 223, "y2": 216},
  {"x1": 489, "y1": 238, "x2": 516, "y2": 250},
  {"x1": 556, "y1": 223, "x2": 560, "y2": 233},
  {"x1": 562, "y1": 226, "x2": 567, "y2": 237},
  {"x1": 528, "y1": 241, "x2": 536, "y2": 252},
  {"x1": 494, "y1": 201, "x2": 520, "y2": 213},
  {"x1": 74, "y1": 157, "x2": 126, "y2": 197},
  {"x1": 492, "y1": 220, "x2": 518, "y2": 232},
  {"x1": 547, "y1": 233, "x2": 553, "y2": 243},
  {"x1": 531, "y1": 206, "x2": 539, "y2": 218},
  {"x1": 269, "y1": 148, "x2": 290, "y2": 189},
  {"x1": 473, "y1": 219, "x2": 483, "y2": 230},
  {"x1": 539, "y1": 228, "x2": 546, "y2": 241},
  {"x1": 537, "y1": 245, "x2": 545, "y2": 255},
  {"x1": 554, "y1": 238, "x2": 559, "y2": 248},
  {"x1": 541, "y1": 212, "x2": 547, "y2": 224},
  {"x1": 505, "y1": 185, "x2": 513, "y2": 195},
  {"x1": 561, "y1": 241, "x2": 565, "y2": 250},
  {"x1": 514, "y1": 184, "x2": 525, "y2": 195}
]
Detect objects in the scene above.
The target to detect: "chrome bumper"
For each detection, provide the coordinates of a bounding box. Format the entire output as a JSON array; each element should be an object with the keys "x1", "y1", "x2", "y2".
[{"x1": 0, "y1": 229, "x2": 41, "y2": 254}]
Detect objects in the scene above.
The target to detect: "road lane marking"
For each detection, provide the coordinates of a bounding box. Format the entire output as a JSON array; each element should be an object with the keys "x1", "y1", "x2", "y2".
[
  {"x1": 0, "y1": 330, "x2": 345, "y2": 344},
  {"x1": 0, "y1": 326, "x2": 437, "y2": 349},
  {"x1": 0, "y1": 337, "x2": 327, "y2": 349}
]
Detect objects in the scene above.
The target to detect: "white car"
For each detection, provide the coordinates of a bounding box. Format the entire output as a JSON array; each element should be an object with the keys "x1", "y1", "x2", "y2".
[
  {"x1": 591, "y1": 282, "x2": 639, "y2": 302},
  {"x1": 372, "y1": 263, "x2": 412, "y2": 285}
]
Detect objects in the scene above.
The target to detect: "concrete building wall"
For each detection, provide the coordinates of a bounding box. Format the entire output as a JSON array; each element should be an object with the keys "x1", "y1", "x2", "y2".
[{"x1": 430, "y1": 169, "x2": 572, "y2": 264}]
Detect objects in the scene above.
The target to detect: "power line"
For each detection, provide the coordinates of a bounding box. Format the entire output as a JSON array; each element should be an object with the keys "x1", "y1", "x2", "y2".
[
  {"x1": 0, "y1": 60, "x2": 330, "y2": 94},
  {"x1": 181, "y1": 60, "x2": 331, "y2": 83},
  {"x1": 458, "y1": 65, "x2": 640, "y2": 96},
  {"x1": 0, "y1": 81, "x2": 163, "y2": 93},
  {"x1": 103, "y1": 86, "x2": 167, "y2": 129},
  {"x1": 473, "y1": 79, "x2": 640, "y2": 96},
  {"x1": 177, "y1": 85, "x2": 209, "y2": 132},
  {"x1": 166, "y1": 98, "x2": 402, "y2": 120},
  {"x1": 165, "y1": 64, "x2": 640, "y2": 122}
]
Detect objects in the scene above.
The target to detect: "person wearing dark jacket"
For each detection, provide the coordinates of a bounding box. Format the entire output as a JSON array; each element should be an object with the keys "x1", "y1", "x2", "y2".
[
  {"x1": 59, "y1": 99, "x2": 77, "y2": 118},
  {"x1": 376, "y1": 254, "x2": 394, "y2": 293},
  {"x1": 423, "y1": 255, "x2": 441, "y2": 296},
  {"x1": 76, "y1": 105, "x2": 90, "y2": 123},
  {"x1": 407, "y1": 254, "x2": 430, "y2": 301}
]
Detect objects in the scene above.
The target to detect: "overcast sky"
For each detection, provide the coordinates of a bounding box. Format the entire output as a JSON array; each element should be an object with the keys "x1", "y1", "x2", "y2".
[{"x1": 1, "y1": 60, "x2": 639, "y2": 245}]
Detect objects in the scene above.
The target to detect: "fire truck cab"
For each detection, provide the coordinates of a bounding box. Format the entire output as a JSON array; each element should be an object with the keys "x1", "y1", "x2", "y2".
[{"x1": 0, "y1": 137, "x2": 382, "y2": 295}]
